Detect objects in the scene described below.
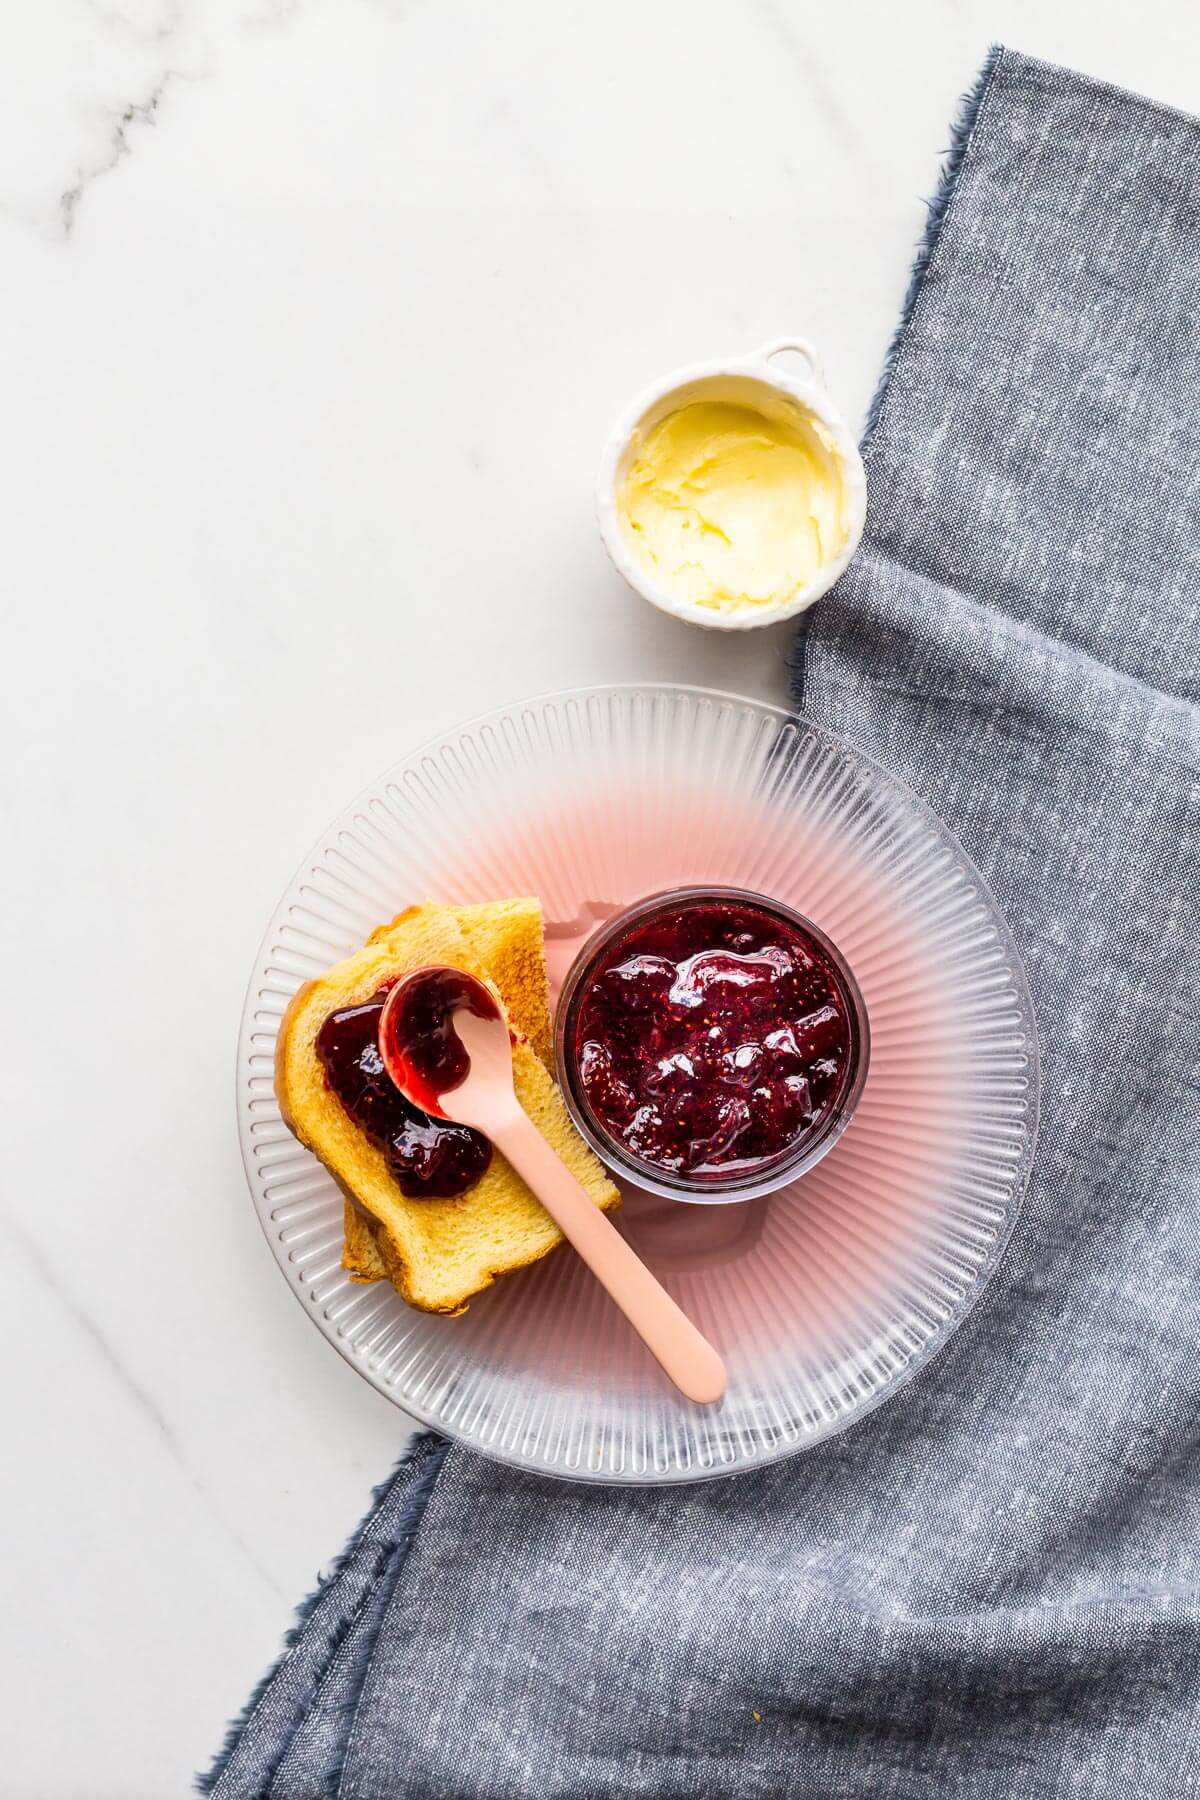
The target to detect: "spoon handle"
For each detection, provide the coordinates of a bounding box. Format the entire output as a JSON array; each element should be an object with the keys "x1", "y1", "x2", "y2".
[{"x1": 489, "y1": 1109, "x2": 727, "y2": 1405}]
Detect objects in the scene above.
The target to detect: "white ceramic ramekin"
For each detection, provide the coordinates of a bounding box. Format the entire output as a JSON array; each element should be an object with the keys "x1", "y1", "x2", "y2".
[{"x1": 597, "y1": 338, "x2": 866, "y2": 632}]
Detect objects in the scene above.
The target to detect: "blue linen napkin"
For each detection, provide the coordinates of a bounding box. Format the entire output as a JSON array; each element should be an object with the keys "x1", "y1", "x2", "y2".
[{"x1": 203, "y1": 47, "x2": 1200, "y2": 1798}]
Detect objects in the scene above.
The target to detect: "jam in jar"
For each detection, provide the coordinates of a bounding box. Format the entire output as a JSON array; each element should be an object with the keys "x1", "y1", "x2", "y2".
[{"x1": 560, "y1": 890, "x2": 865, "y2": 1192}]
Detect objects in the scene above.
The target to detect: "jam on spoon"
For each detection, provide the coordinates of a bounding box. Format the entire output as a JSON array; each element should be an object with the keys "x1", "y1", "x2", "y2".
[
  {"x1": 315, "y1": 971, "x2": 498, "y2": 1199},
  {"x1": 569, "y1": 897, "x2": 854, "y2": 1181},
  {"x1": 377, "y1": 967, "x2": 501, "y2": 1115}
]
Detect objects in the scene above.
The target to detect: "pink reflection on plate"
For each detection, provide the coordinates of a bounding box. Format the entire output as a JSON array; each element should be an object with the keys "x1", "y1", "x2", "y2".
[{"x1": 414, "y1": 750, "x2": 987, "y2": 1388}]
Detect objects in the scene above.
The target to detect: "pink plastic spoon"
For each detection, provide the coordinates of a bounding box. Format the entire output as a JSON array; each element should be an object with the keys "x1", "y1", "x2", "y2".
[{"x1": 378, "y1": 967, "x2": 726, "y2": 1405}]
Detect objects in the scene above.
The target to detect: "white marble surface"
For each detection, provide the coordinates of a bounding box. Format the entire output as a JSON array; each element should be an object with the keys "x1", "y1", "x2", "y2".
[{"x1": 1, "y1": 4, "x2": 1197, "y2": 1794}]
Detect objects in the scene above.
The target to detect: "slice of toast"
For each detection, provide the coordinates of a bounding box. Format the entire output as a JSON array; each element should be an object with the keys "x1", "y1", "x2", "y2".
[
  {"x1": 276, "y1": 900, "x2": 618, "y2": 1314},
  {"x1": 342, "y1": 898, "x2": 557, "y2": 1284},
  {"x1": 340, "y1": 1199, "x2": 395, "y2": 1285}
]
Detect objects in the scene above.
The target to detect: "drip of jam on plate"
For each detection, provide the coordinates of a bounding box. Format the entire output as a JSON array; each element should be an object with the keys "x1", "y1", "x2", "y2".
[
  {"x1": 571, "y1": 899, "x2": 851, "y2": 1179},
  {"x1": 316, "y1": 975, "x2": 494, "y2": 1199}
]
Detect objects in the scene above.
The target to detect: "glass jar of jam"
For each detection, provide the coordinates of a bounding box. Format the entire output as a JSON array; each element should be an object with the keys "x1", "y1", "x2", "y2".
[{"x1": 555, "y1": 887, "x2": 869, "y2": 1203}]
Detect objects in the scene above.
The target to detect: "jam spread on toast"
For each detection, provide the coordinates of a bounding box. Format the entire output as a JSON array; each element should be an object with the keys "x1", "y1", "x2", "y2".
[
  {"x1": 316, "y1": 980, "x2": 491, "y2": 1198},
  {"x1": 570, "y1": 898, "x2": 851, "y2": 1179}
]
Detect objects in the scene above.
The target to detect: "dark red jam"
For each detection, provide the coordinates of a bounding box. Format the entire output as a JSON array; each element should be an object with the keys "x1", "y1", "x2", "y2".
[
  {"x1": 378, "y1": 966, "x2": 500, "y2": 1115},
  {"x1": 316, "y1": 978, "x2": 493, "y2": 1199},
  {"x1": 569, "y1": 898, "x2": 853, "y2": 1181}
]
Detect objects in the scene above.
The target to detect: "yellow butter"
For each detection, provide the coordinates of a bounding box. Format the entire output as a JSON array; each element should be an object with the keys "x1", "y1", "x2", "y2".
[{"x1": 616, "y1": 400, "x2": 848, "y2": 613}]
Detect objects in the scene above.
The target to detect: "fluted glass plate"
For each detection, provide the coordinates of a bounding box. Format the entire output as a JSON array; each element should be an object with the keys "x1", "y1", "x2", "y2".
[{"x1": 239, "y1": 684, "x2": 1038, "y2": 1483}]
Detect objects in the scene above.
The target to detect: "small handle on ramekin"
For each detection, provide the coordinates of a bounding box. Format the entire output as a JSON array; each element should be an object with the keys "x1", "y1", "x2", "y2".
[{"x1": 752, "y1": 337, "x2": 825, "y2": 388}]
